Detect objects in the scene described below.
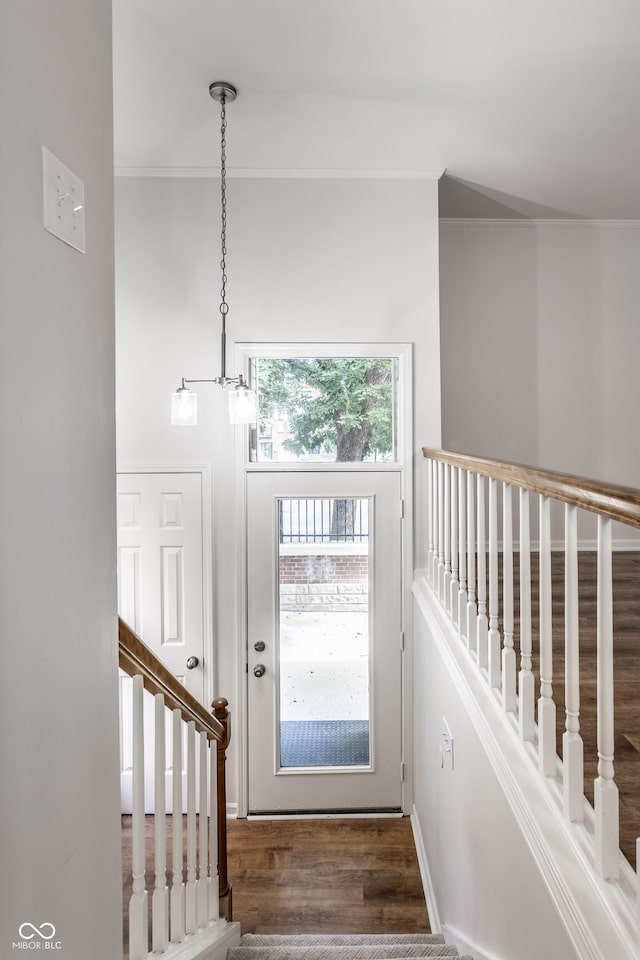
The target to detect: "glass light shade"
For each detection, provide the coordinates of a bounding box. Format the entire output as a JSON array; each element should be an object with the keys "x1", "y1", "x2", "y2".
[
  {"x1": 228, "y1": 384, "x2": 257, "y2": 424},
  {"x1": 171, "y1": 388, "x2": 198, "y2": 426}
]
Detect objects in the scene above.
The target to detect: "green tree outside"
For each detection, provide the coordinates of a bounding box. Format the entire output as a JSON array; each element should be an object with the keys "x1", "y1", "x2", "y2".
[
  {"x1": 257, "y1": 358, "x2": 395, "y2": 538},
  {"x1": 258, "y1": 357, "x2": 394, "y2": 462}
]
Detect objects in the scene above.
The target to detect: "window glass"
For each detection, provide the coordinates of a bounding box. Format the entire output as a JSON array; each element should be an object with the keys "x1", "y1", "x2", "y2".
[
  {"x1": 278, "y1": 497, "x2": 371, "y2": 769},
  {"x1": 251, "y1": 357, "x2": 397, "y2": 463}
]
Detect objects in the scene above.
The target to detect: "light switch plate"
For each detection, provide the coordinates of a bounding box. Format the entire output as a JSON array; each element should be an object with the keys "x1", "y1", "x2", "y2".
[{"x1": 42, "y1": 147, "x2": 85, "y2": 253}]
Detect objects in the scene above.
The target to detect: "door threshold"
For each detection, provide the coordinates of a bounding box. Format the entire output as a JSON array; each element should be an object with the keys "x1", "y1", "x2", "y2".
[{"x1": 247, "y1": 809, "x2": 403, "y2": 820}]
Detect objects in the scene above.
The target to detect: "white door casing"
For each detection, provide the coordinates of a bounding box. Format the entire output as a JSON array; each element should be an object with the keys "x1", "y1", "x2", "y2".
[
  {"x1": 117, "y1": 470, "x2": 208, "y2": 813},
  {"x1": 247, "y1": 470, "x2": 403, "y2": 813}
]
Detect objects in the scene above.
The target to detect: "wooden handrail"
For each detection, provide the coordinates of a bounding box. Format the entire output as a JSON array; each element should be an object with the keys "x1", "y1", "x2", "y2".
[
  {"x1": 423, "y1": 448, "x2": 640, "y2": 529},
  {"x1": 213, "y1": 698, "x2": 232, "y2": 919},
  {"x1": 119, "y1": 616, "x2": 232, "y2": 920},
  {"x1": 118, "y1": 617, "x2": 225, "y2": 742}
]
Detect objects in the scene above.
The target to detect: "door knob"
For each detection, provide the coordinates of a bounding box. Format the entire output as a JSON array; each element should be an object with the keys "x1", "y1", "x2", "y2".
[
  {"x1": 253, "y1": 663, "x2": 266, "y2": 678},
  {"x1": 254, "y1": 640, "x2": 266, "y2": 652},
  {"x1": 186, "y1": 656, "x2": 200, "y2": 670}
]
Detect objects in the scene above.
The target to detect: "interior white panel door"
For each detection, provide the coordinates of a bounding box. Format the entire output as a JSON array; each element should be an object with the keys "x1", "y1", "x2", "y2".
[{"x1": 117, "y1": 471, "x2": 205, "y2": 813}]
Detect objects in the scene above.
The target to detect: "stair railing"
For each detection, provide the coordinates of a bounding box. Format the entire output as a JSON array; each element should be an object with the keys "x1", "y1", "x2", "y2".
[
  {"x1": 119, "y1": 617, "x2": 232, "y2": 960},
  {"x1": 423, "y1": 448, "x2": 640, "y2": 940}
]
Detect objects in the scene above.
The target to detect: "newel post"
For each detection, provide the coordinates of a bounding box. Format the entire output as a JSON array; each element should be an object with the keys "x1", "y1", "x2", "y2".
[{"x1": 213, "y1": 698, "x2": 232, "y2": 920}]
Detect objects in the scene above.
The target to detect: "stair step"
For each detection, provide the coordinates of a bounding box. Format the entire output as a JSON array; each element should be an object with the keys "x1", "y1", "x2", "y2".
[
  {"x1": 229, "y1": 947, "x2": 459, "y2": 960},
  {"x1": 240, "y1": 937, "x2": 445, "y2": 947}
]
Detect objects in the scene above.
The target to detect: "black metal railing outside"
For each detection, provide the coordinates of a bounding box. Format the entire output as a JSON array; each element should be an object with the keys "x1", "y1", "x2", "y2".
[{"x1": 278, "y1": 498, "x2": 369, "y2": 543}]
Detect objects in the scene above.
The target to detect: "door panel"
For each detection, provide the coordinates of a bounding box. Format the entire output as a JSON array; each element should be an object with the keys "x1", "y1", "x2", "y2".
[
  {"x1": 247, "y1": 471, "x2": 402, "y2": 813},
  {"x1": 117, "y1": 471, "x2": 205, "y2": 813}
]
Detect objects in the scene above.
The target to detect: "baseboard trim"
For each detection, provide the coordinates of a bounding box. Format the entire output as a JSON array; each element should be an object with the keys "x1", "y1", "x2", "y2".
[
  {"x1": 410, "y1": 806, "x2": 441, "y2": 934},
  {"x1": 247, "y1": 812, "x2": 402, "y2": 820},
  {"x1": 497, "y1": 539, "x2": 640, "y2": 551},
  {"x1": 440, "y1": 219, "x2": 640, "y2": 229},
  {"x1": 442, "y1": 925, "x2": 501, "y2": 960}
]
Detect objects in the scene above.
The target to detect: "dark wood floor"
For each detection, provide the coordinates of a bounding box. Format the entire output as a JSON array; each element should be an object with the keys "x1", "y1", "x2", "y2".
[
  {"x1": 121, "y1": 816, "x2": 429, "y2": 951},
  {"x1": 227, "y1": 818, "x2": 429, "y2": 934}
]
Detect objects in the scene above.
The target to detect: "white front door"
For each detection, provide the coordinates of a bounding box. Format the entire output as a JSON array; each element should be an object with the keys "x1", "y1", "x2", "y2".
[
  {"x1": 247, "y1": 470, "x2": 403, "y2": 813},
  {"x1": 117, "y1": 471, "x2": 206, "y2": 812}
]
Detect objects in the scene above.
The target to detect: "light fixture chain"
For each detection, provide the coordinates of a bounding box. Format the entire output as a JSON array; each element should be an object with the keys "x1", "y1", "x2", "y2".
[
  {"x1": 173, "y1": 81, "x2": 256, "y2": 425},
  {"x1": 219, "y1": 92, "x2": 228, "y2": 321}
]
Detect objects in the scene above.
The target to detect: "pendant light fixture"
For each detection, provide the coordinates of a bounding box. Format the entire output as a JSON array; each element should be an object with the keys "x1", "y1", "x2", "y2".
[{"x1": 171, "y1": 81, "x2": 257, "y2": 427}]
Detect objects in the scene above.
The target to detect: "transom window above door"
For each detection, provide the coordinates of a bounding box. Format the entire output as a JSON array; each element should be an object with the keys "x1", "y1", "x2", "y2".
[{"x1": 249, "y1": 356, "x2": 398, "y2": 464}]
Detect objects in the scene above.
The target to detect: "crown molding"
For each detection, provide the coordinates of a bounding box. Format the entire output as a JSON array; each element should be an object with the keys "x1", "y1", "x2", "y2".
[
  {"x1": 440, "y1": 218, "x2": 640, "y2": 228},
  {"x1": 114, "y1": 165, "x2": 446, "y2": 181}
]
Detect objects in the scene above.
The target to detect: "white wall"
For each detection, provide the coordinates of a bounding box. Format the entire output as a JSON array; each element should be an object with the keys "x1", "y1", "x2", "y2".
[
  {"x1": 0, "y1": 3, "x2": 121, "y2": 958},
  {"x1": 115, "y1": 174, "x2": 442, "y2": 803},
  {"x1": 440, "y1": 220, "x2": 640, "y2": 543},
  {"x1": 440, "y1": 221, "x2": 640, "y2": 482},
  {"x1": 439, "y1": 223, "x2": 540, "y2": 466},
  {"x1": 412, "y1": 597, "x2": 581, "y2": 960}
]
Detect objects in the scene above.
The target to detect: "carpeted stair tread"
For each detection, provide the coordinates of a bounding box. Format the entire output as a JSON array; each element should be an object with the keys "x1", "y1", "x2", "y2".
[
  {"x1": 239, "y1": 937, "x2": 446, "y2": 947},
  {"x1": 228, "y1": 947, "x2": 459, "y2": 960}
]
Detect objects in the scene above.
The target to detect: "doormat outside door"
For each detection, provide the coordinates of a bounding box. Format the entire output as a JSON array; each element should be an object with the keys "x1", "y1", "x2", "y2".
[{"x1": 280, "y1": 720, "x2": 370, "y2": 767}]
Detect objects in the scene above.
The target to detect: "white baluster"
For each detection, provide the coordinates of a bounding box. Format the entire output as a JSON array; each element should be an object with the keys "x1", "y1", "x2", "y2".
[
  {"x1": 502, "y1": 484, "x2": 516, "y2": 712},
  {"x1": 563, "y1": 504, "x2": 584, "y2": 822},
  {"x1": 595, "y1": 516, "x2": 619, "y2": 879},
  {"x1": 198, "y1": 731, "x2": 209, "y2": 927},
  {"x1": 437, "y1": 462, "x2": 445, "y2": 598},
  {"x1": 170, "y1": 709, "x2": 185, "y2": 943},
  {"x1": 466, "y1": 470, "x2": 477, "y2": 651},
  {"x1": 458, "y1": 468, "x2": 467, "y2": 636},
  {"x1": 443, "y1": 464, "x2": 452, "y2": 607},
  {"x1": 636, "y1": 838, "x2": 640, "y2": 945},
  {"x1": 488, "y1": 478, "x2": 501, "y2": 688},
  {"x1": 476, "y1": 475, "x2": 488, "y2": 668},
  {"x1": 209, "y1": 737, "x2": 219, "y2": 921},
  {"x1": 129, "y1": 675, "x2": 148, "y2": 960},
  {"x1": 432, "y1": 460, "x2": 440, "y2": 587},
  {"x1": 185, "y1": 720, "x2": 198, "y2": 932},
  {"x1": 519, "y1": 490, "x2": 535, "y2": 742},
  {"x1": 450, "y1": 466, "x2": 459, "y2": 621},
  {"x1": 427, "y1": 459, "x2": 434, "y2": 582},
  {"x1": 538, "y1": 495, "x2": 556, "y2": 777},
  {"x1": 152, "y1": 694, "x2": 169, "y2": 952}
]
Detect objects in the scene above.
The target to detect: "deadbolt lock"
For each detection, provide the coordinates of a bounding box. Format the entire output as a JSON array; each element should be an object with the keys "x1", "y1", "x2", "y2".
[{"x1": 254, "y1": 640, "x2": 266, "y2": 652}]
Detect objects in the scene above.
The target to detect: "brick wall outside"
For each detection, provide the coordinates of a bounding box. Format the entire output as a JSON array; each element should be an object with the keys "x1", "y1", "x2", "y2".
[{"x1": 279, "y1": 554, "x2": 368, "y2": 584}]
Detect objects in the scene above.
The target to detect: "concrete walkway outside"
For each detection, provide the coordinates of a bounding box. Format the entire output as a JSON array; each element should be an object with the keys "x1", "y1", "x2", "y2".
[{"x1": 279, "y1": 611, "x2": 369, "y2": 721}]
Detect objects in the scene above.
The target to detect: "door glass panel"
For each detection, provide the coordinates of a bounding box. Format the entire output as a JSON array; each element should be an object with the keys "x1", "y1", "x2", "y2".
[
  {"x1": 278, "y1": 497, "x2": 371, "y2": 768},
  {"x1": 251, "y1": 357, "x2": 397, "y2": 463}
]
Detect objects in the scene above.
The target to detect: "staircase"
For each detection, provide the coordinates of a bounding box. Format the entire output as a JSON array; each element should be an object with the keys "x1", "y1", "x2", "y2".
[{"x1": 229, "y1": 934, "x2": 472, "y2": 960}]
